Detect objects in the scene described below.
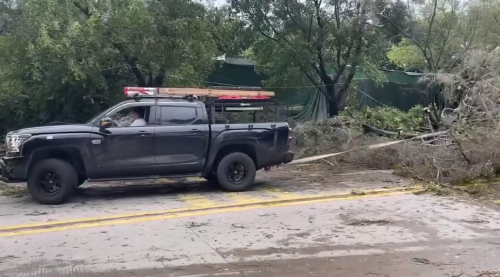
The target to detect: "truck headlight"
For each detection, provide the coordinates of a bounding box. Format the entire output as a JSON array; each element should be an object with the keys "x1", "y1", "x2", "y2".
[{"x1": 5, "y1": 134, "x2": 31, "y2": 154}]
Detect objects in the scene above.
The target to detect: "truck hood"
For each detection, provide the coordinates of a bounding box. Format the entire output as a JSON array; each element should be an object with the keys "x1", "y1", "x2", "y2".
[{"x1": 8, "y1": 124, "x2": 93, "y2": 135}]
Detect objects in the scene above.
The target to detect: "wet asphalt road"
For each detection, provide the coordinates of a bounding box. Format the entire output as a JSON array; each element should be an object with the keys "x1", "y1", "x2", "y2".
[{"x1": 1, "y1": 168, "x2": 500, "y2": 277}]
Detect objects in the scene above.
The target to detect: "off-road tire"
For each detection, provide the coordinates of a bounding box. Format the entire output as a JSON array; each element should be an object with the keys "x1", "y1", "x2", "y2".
[
  {"x1": 216, "y1": 152, "x2": 256, "y2": 192},
  {"x1": 27, "y1": 159, "x2": 78, "y2": 205}
]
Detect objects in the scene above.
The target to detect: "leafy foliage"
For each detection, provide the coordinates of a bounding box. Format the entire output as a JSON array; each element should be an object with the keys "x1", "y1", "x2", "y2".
[
  {"x1": 387, "y1": 38, "x2": 427, "y2": 70},
  {"x1": 292, "y1": 117, "x2": 362, "y2": 155},
  {"x1": 208, "y1": 7, "x2": 258, "y2": 56},
  {"x1": 374, "y1": 0, "x2": 409, "y2": 45},
  {"x1": 0, "y1": 0, "x2": 220, "y2": 135},
  {"x1": 350, "y1": 105, "x2": 425, "y2": 132}
]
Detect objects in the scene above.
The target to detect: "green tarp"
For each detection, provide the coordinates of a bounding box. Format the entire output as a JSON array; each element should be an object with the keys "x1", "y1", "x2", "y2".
[
  {"x1": 206, "y1": 62, "x2": 311, "y2": 105},
  {"x1": 206, "y1": 62, "x2": 426, "y2": 111}
]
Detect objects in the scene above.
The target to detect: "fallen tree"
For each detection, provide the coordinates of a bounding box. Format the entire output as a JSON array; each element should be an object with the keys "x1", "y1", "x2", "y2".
[
  {"x1": 293, "y1": 48, "x2": 500, "y2": 185},
  {"x1": 391, "y1": 48, "x2": 500, "y2": 183}
]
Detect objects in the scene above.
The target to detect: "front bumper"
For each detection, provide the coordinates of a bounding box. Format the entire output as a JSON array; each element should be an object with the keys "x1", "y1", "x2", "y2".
[{"x1": 0, "y1": 156, "x2": 29, "y2": 182}]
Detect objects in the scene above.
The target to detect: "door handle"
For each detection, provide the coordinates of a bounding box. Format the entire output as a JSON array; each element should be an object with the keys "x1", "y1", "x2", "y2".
[
  {"x1": 136, "y1": 131, "x2": 152, "y2": 137},
  {"x1": 191, "y1": 129, "x2": 201, "y2": 134}
]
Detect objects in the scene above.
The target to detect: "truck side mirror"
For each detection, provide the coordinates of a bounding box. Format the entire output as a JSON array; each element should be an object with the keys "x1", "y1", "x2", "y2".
[{"x1": 100, "y1": 118, "x2": 113, "y2": 131}]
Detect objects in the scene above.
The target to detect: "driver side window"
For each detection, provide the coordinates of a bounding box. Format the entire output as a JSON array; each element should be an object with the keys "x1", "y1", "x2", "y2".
[{"x1": 107, "y1": 105, "x2": 153, "y2": 127}]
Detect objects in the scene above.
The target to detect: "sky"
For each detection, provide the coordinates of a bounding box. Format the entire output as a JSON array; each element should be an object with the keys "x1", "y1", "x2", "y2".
[{"x1": 196, "y1": 0, "x2": 226, "y2": 7}]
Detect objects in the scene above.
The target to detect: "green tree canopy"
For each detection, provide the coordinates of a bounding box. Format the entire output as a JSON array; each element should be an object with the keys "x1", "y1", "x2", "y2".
[
  {"x1": 0, "y1": 0, "x2": 220, "y2": 134},
  {"x1": 231, "y1": 0, "x2": 391, "y2": 117}
]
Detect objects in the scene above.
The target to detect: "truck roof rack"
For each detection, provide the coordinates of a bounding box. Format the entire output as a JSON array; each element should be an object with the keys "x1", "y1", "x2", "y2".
[
  {"x1": 207, "y1": 86, "x2": 264, "y2": 91},
  {"x1": 124, "y1": 87, "x2": 275, "y2": 101}
]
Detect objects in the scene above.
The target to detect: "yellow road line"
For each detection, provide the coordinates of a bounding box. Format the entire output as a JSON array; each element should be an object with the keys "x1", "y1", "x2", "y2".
[
  {"x1": 177, "y1": 193, "x2": 218, "y2": 209},
  {"x1": 0, "y1": 186, "x2": 419, "y2": 232},
  {"x1": 226, "y1": 192, "x2": 261, "y2": 204},
  {"x1": 258, "y1": 186, "x2": 299, "y2": 199},
  {"x1": 0, "y1": 191, "x2": 415, "y2": 238}
]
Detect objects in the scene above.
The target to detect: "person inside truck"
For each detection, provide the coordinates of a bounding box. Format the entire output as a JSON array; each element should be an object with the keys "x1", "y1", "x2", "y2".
[{"x1": 129, "y1": 107, "x2": 147, "y2": 127}]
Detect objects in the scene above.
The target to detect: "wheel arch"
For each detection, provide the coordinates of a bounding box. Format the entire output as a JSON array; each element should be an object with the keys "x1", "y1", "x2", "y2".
[
  {"x1": 205, "y1": 143, "x2": 257, "y2": 175},
  {"x1": 27, "y1": 147, "x2": 86, "y2": 178}
]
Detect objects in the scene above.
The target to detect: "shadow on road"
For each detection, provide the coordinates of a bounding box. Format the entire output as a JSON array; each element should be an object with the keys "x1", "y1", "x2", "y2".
[{"x1": 75, "y1": 180, "x2": 269, "y2": 201}]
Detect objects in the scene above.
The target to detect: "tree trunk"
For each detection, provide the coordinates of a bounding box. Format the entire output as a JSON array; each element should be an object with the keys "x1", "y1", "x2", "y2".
[
  {"x1": 325, "y1": 85, "x2": 338, "y2": 117},
  {"x1": 145, "y1": 69, "x2": 166, "y2": 87},
  {"x1": 153, "y1": 69, "x2": 166, "y2": 87},
  {"x1": 337, "y1": 87, "x2": 349, "y2": 111}
]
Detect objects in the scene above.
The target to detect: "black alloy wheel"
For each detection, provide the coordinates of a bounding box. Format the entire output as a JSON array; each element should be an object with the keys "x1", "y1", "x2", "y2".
[
  {"x1": 38, "y1": 171, "x2": 62, "y2": 195},
  {"x1": 228, "y1": 162, "x2": 246, "y2": 183}
]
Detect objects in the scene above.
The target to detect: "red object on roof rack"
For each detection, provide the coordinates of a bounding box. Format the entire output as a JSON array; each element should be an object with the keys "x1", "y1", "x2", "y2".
[
  {"x1": 218, "y1": 96, "x2": 271, "y2": 100},
  {"x1": 124, "y1": 87, "x2": 158, "y2": 96}
]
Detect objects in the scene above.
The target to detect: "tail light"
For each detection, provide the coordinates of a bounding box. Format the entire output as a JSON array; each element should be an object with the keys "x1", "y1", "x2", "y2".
[{"x1": 288, "y1": 127, "x2": 292, "y2": 145}]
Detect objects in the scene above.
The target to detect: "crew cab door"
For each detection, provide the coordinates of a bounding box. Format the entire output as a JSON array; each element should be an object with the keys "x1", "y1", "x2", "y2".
[
  {"x1": 154, "y1": 103, "x2": 208, "y2": 173},
  {"x1": 89, "y1": 103, "x2": 157, "y2": 178}
]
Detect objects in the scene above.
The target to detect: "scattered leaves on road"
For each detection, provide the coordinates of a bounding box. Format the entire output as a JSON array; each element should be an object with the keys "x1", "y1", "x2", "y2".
[
  {"x1": 25, "y1": 210, "x2": 48, "y2": 216},
  {"x1": 0, "y1": 183, "x2": 27, "y2": 197},
  {"x1": 350, "y1": 189, "x2": 366, "y2": 195},
  {"x1": 346, "y1": 219, "x2": 392, "y2": 226},
  {"x1": 231, "y1": 223, "x2": 246, "y2": 229},
  {"x1": 478, "y1": 270, "x2": 500, "y2": 277},
  {"x1": 412, "y1": 258, "x2": 430, "y2": 265},
  {"x1": 461, "y1": 216, "x2": 490, "y2": 224},
  {"x1": 188, "y1": 221, "x2": 210, "y2": 228}
]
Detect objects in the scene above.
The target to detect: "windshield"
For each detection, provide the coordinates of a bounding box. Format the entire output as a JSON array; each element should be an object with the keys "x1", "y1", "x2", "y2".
[{"x1": 86, "y1": 106, "x2": 116, "y2": 125}]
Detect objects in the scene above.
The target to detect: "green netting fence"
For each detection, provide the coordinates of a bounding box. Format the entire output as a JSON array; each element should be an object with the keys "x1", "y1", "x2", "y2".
[{"x1": 206, "y1": 62, "x2": 433, "y2": 120}]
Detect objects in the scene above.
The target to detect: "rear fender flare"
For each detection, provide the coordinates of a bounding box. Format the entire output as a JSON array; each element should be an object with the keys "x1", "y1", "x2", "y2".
[{"x1": 202, "y1": 139, "x2": 258, "y2": 176}]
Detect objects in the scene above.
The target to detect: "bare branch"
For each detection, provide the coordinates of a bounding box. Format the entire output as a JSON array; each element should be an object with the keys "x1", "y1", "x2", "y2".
[
  {"x1": 423, "y1": 0, "x2": 438, "y2": 67},
  {"x1": 256, "y1": 26, "x2": 279, "y2": 42},
  {"x1": 334, "y1": 0, "x2": 341, "y2": 67},
  {"x1": 72, "y1": 0, "x2": 91, "y2": 17},
  {"x1": 311, "y1": 63, "x2": 321, "y2": 76},
  {"x1": 434, "y1": 22, "x2": 452, "y2": 71},
  {"x1": 336, "y1": 4, "x2": 366, "y2": 102},
  {"x1": 313, "y1": 0, "x2": 323, "y2": 29},
  {"x1": 407, "y1": 0, "x2": 413, "y2": 35},
  {"x1": 307, "y1": 16, "x2": 313, "y2": 43}
]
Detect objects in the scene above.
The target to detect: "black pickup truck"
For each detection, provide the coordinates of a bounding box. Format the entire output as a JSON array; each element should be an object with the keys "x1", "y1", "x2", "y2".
[{"x1": 0, "y1": 95, "x2": 293, "y2": 204}]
